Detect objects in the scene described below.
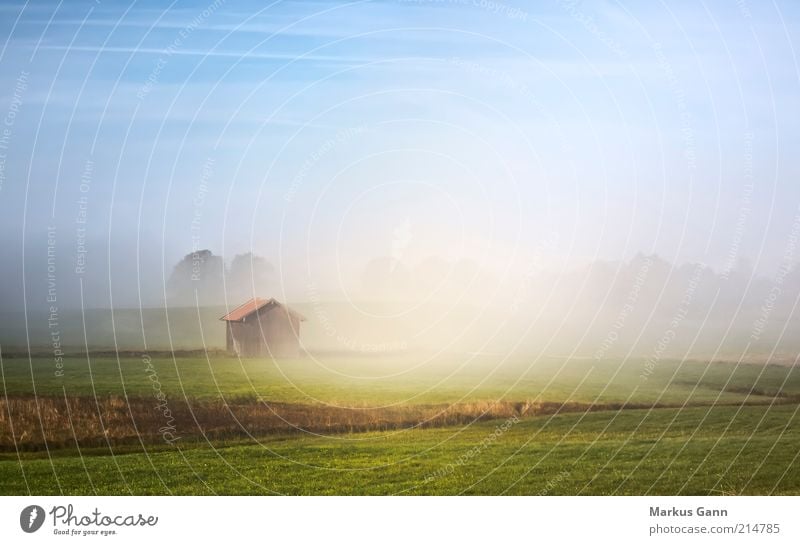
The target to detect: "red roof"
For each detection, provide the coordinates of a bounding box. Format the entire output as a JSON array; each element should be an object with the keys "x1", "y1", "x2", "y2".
[{"x1": 219, "y1": 297, "x2": 305, "y2": 322}]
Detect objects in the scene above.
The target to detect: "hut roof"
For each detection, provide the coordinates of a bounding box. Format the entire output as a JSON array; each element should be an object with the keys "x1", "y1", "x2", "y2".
[{"x1": 219, "y1": 297, "x2": 306, "y2": 322}]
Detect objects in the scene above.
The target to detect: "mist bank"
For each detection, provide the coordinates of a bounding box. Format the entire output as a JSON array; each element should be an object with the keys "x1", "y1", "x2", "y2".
[{"x1": 1, "y1": 251, "x2": 799, "y2": 362}]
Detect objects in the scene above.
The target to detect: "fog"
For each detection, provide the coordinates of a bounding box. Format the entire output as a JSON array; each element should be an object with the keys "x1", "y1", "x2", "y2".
[
  {"x1": 1, "y1": 1, "x2": 799, "y2": 364},
  {"x1": 2, "y1": 226, "x2": 799, "y2": 363}
]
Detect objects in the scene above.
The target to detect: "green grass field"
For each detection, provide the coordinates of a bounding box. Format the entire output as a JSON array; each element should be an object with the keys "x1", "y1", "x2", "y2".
[
  {"x1": 1, "y1": 353, "x2": 799, "y2": 495},
  {"x1": 3, "y1": 352, "x2": 797, "y2": 404}
]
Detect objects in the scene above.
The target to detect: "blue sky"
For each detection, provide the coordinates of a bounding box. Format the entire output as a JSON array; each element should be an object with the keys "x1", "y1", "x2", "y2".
[{"x1": 1, "y1": 0, "x2": 799, "y2": 306}]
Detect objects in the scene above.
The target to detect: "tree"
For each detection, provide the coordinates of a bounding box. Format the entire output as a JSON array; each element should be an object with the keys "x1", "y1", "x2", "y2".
[
  {"x1": 166, "y1": 249, "x2": 226, "y2": 307},
  {"x1": 226, "y1": 252, "x2": 275, "y2": 301}
]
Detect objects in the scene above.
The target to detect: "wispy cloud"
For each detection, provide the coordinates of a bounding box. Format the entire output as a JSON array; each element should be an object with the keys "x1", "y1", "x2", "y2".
[
  {"x1": 34, "y1": 44, "x2": 376, "y2": 64},
  {"x1": 20, "y1": 17, "x2": 359, "y2": 39}
]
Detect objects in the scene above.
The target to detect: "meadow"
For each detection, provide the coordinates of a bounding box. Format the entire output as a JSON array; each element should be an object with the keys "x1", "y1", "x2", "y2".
[{"x1": 1, "y1": 352, "x2": 798, "y2": 495}]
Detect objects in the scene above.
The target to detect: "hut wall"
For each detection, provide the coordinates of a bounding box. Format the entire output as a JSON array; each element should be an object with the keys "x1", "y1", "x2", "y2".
[
  {"x1": 255, "y1": 306, "x2": 301, "y2": 357},
  {"x1": 227, "y1": 306, "x2": 301, "y2": 357}
]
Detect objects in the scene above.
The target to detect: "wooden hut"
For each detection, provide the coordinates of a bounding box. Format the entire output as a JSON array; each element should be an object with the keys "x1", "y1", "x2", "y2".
[{"x1": 220, "y1": 298, "x2": 305, "y2": 357}]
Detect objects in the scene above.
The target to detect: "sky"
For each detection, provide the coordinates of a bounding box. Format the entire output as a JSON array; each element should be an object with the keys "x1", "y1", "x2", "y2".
[{"x1": 0, "y1": 0, "x2": 799, "y2": 311}]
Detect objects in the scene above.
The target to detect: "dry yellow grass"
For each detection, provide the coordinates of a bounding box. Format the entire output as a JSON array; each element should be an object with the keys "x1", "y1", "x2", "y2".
[{"x1": 0, "y1": 395, "x2": 671, "y2": 450}]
